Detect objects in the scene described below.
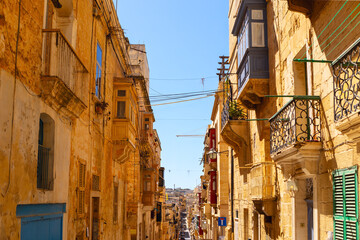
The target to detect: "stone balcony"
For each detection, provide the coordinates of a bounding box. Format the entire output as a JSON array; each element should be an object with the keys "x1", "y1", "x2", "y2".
[
  {"x1": 250, "y1": 162, "x2": 276, "y2": 216},
  {"x1": 220, "y1": 99, "x2": 249, "y2": 156},
  {"x1": 41, "y1": 29, "x2": 88, "y2": 119},
  {"x1": 270, "y1": 96, "x2": 322, "y2": 175}
]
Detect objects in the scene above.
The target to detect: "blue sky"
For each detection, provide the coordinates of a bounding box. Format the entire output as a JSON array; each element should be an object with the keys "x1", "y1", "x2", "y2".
[{"x1": 117, "y1": 0, "x2": 229, "y2": 189}]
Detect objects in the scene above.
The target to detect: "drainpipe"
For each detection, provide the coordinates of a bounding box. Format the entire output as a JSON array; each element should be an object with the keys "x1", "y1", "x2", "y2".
[{"x1": 231, "y1": 149, "x2": 234, "y2": 237}]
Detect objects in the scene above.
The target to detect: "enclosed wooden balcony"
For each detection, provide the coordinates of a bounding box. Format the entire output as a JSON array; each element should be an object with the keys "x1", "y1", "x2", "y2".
[
  {"x1": 220, "y1": 98, "x2": 249, "y2": 156},
  {"x1": 232, "y1": 0, "x2": 269, "y2": 109},
  {"x1": 41, "y1": 29, "x2": 88, "y2": 118},
  {"x1": 269, "y1": 96, "x2": 322, "y2": 174}
]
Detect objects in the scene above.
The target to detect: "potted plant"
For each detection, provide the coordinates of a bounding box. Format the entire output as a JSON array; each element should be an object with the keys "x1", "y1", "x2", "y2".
[
  {"x1": 95, "y1": 101, "x2": 109, "y2": 114},
  {"x1": 228, "y1": 101, "x2": 246, "y2": 120}
]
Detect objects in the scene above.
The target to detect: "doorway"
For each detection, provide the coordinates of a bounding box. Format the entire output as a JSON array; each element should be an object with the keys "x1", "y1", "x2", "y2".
[{"x1": 92, "y1": 197, "x2": 100, "y2": 240}]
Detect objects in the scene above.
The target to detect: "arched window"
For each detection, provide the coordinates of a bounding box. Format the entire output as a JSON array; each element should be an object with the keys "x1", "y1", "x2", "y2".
[{"x1": 37, "y1": 113, "x2": 55, "y2": 190}]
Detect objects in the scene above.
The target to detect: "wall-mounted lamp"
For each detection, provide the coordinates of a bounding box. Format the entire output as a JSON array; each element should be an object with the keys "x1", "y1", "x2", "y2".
[
  {"x1": 207, "y1": 149, "x2": 217, "y2": 159},
  {"x1": 287, "y1": 179, "x2": 298, "y2": 197}
]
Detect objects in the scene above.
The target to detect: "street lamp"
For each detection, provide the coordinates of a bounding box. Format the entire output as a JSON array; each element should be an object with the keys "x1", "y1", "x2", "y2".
[{"x1": 207, "y1": 149, "x2": 217, "y2": 159}]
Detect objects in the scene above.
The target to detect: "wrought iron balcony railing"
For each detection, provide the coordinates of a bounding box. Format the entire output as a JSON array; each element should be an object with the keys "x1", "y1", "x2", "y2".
[
  {"x1": 269, "y1": 96, "x2": 321, "y2": 155},
  {"x1": 221, "y1": 97, "x2": 247, "y2": 130},
  {"x1": 41, "y1": 29, "x2": 88, "y2": 103},
  {"x1": 333, "y1": 42, "x2": 360, "y2": 121}
]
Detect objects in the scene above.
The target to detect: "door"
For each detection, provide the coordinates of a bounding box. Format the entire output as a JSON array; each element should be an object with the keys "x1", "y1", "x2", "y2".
[
  {"x1": 92, "y1": 197, "x2": 100, "y2": 240},
  {"x1": 306, "y1": 199, "x2": 314, "y2": 240},
  {"x1": 21, "y1": 214, "x2": 63, "y2": 240}
]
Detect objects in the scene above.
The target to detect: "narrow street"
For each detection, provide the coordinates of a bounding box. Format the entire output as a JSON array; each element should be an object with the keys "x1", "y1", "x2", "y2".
[{"x1": 1, "y1": 0, "x2": 360, "y2": 240}]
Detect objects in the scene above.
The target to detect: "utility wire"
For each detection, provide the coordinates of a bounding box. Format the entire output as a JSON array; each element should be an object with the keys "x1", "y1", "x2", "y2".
[
  {"x1": 327, "y1": 19, "x2": 360, "y2": 56},
  {"x1": 148, "y1": 95, "x2": 213, "y2": 107},
  {"x1": 321, "y1": 8, "x2": 360, "y2": 53},
  {"x1": 299, "y1": 0, "x2": 348, "y2": 59},
  {"x1": 149, "y1": 76, "x2": 217, "y2": 81}
]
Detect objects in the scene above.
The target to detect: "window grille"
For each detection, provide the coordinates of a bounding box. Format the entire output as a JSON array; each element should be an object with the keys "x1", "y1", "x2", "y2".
[
  {"x1": 117, "y1": 90, "x2": 126, "y2": 97},
  {"x1": 92, "y1": 175, "x2": 100, "y2": 191}
]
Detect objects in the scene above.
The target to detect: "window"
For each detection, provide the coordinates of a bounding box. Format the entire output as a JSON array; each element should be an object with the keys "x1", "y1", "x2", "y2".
[
  {"x1": 237, "y1": 14, "x2": 249, "y2": 65},
  {"x1": 117, "y1": 90, "x2": 126, "y2": 97},
  {"x1": 78, "y1": 162, "x2": 86, "y2": 215},
  {"x1": 144, "y1": 181, "x2": 151, "y2": 191},
  {"x1": 333, "y1": 166, "x2": 358, "y2": 239},
  {"x1": 95, "y1": 43, "x2": 102, "y2": 98},
  {"x1": 92, "y1": 175, "x2": 100, "y2": 191},
  {"x1": 37, "y1": 113, "x2": 55, "y2": 190},
  {"x1": 113, "y1": 184, "x2": 119, "y2": 223},
  {"x1": 116, "y1": 101, "x2": 126, "y2": 118},
  {"x1": 251, "y1": 22, "x2": 265, "y2": 47}
]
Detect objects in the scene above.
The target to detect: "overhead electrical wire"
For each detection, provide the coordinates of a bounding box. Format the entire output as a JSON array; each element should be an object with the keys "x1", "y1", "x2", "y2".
[
  {"x1": 148, "y1": 95, "x2": 214, "y2": 107},
  {"x1": 319, "y1": 3, "x2": 360, "y2": 52},
  {"x1": 149, "y1": 76, "x2": 217, "y2": 81},
  {"x1": 327, "y1": 19, "x2": 360, "y2": 56},
  {"x1": 299, "y1": 0, "x2": 349, "y2": 59},
  {"x1": 323, "y1": 11, "x2": 360, "y2": 55}
]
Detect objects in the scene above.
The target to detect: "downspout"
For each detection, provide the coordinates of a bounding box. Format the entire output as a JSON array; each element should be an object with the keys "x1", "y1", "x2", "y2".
[
  {"x1": 103, "y1": 34, "x2": 109, "y2": 139},
  {"x1": 231, "y1": 149, "x2": 234, "y2": 237}
]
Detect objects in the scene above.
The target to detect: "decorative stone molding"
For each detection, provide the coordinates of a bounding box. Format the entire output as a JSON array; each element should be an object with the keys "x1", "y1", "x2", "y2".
[
  {"x1": 238, "y1": 78, "x2": 269, "y2": 110},
  {"x1": 220, "y1": 120, "x2": 249, "y2": 158},
  {"x1": 40, "y1": 76, "x2": 87, "y2": 118}
]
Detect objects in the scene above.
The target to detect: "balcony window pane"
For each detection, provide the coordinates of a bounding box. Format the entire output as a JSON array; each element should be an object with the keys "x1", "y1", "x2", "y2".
[
  {"x1": 251, "y1": 10, "x2": 263, "y2": 20},
  {"x1": 116, "y1": 101, "x2": 126, "y2": 118},
  {"x1": 118, "y1": 90, "x2": 126, "y2": 97},
  {"x1": 238, "y1": 22, "x2": 249, "y2": 66},
  {"x1": 251, "y1": 22, "x2": 265, "y2": 47},
  {"x1": 95, "y1": 43, "x2": 102, "y2": 98}
]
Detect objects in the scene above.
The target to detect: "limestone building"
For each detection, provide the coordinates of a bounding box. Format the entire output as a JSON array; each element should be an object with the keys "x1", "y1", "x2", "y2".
[
  {"x1": 199, "y1": 0, "x2": 360, "y2": 240},
  {"x1": 0, "y1": 0, "x2": 163, "y2": 239}
]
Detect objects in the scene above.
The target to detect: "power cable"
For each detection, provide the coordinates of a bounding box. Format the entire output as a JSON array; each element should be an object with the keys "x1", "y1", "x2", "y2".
[
  {"x1": 320, "y1": 3, "x2": 360, "y2": 49},
  {"x1": 327, "y1": 19, "x2": 360, "y2": 56},
  {"x1": 148, "y1": 95, "x2": 213, "y2": 107},
  {"x1": 299, "y1": 0, "x2": 349, "y2": 59},
  {"x1": 320, "y1": 8, "x2": 360, "y2": 53},
  {"x1": 149, "y1": 76, "x2": 217, "y2": 81}
]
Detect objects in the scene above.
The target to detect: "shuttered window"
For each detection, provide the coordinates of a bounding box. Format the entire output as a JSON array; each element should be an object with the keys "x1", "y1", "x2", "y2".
[
  {"x1": 78, "y1": 162, "x2": 86, "y2": 216},
  {"x1": 333, "y1": 166, "x2": 358, "y2": 240}
]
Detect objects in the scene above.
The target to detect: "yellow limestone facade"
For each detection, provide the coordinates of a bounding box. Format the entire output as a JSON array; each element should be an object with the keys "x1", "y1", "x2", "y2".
[
  {"x1": 201, "y1": 1, "x2": 360, "y2": 240},
  {"x1": 0, "y1": 0, "x2": 163, "y2": 240}
]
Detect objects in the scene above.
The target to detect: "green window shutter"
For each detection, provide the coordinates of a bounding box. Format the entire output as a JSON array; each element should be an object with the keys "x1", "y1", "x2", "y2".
[{"x1": 333, "y1": 166, "x2": 358, "y2": 240}]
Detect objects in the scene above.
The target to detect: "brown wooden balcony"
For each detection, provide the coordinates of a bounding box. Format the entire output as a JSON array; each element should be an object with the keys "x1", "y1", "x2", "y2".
[
  {"x1": 220, "y1": 98, "x2": 249, "y2": 156},
  {"x1": 41, "y1": 29, "x2": 88, "y2": 118},
  {"x1": 269, "y1": 96, "x2": 321, "y2": 174}
]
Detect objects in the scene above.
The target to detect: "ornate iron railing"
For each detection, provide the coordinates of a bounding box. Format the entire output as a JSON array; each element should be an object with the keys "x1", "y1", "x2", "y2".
[
  {"x1": 333, "y1": 41, "x2": 360, "y2": 121},
  {"x1": 42, "y1": 29, "x2": 88, "y2": 102},
  {"x1": 269, "y1": 96, "x2": 321, "y2": 154},
  {"x1": 221, "y1": 97, "x2": 247, "y2": 130}
]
